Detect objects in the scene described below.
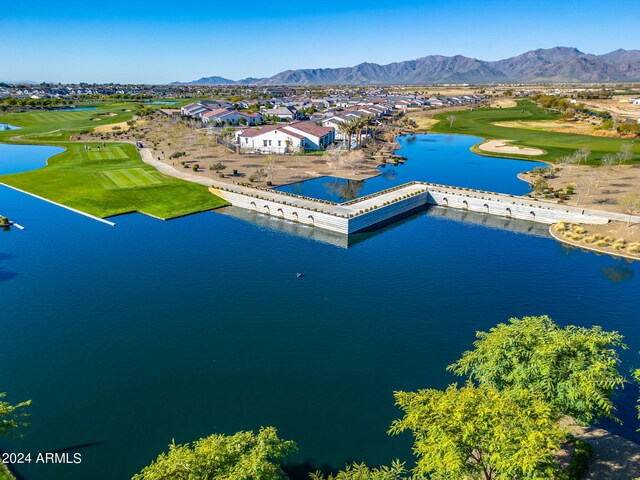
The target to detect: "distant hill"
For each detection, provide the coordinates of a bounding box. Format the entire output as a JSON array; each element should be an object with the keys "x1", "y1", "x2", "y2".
[
  {"x1": 174, "y1": 47, "x2": 640, "y2": 85},
  {"x1": 171, "y1": 76, "x2": 236, "y2": 85},
  {"x1": 0, "y1": 80, "x2": 39, "y2": 85}
]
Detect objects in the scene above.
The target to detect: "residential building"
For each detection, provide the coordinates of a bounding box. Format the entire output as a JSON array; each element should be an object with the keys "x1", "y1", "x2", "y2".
[
  {"x1": 263, "y1": 106, "x2": 298, "y2": 121},
  {"x1": 236, "y1": 121, "x2": 335, "y2": 154}
]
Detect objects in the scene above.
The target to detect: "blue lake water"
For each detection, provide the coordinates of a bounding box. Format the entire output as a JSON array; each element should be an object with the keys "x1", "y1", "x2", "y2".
[
  {"x1": 144, "y1": 101, "x2": 178, "y2": 105},
  {"x1": 277, "y1": 134, "x2": 546, "y2": 201},
  {"x1": 0, "y1": 124, "x2": 21, "y2": 131},
  {"x1": 0, "y1": 144, "x2": 63, "y2": 174},
  {"x1": 59, "y1": 107, "x2": 97, "y2": 112},
  {"x1": 0, "y1": 136, "x2": 638, "y2": 480}
]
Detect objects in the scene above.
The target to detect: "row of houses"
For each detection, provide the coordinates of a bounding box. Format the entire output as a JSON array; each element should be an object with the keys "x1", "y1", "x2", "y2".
[
  {"x1": 181, "y1": 93, "x2": 485, "y2": 126},
  {"x1": 181, "y1": 101, "x2": 265, "y2": 126},
  {"x1": 181, "y1": 92, "x2": 485, "y2": 154},
  {"x1": 320, "y1": 105, "x2": 392, "y2": 140}
]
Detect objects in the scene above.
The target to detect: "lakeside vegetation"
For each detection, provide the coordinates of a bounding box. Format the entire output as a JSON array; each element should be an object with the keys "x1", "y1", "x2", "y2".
[
  {"x1": 4, "y1": 315, "x2": 638, "y2": 479},
  {"x1": 132, "y1": 315, "x2": 639, "y2": 480},
  {"x1": 0, "y1": 105, "x2": 226, "y2": 219},
  {"x1": 429, "y1": 101, "x2": 640, "y2": 164},
  {"x1": 0, "y1": 392, "x2": 29, "y2": 480}
]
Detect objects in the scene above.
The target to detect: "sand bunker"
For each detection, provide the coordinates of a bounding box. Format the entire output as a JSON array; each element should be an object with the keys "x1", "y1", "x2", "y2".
[
  {"x1": 489, "y1": 99, "x2": 517, "y2": 108},
  {"x1": 478, "y1": 139, "x2": 544, "y2": 156},
  {"x1": 93, "y1": 121, "x2": 131, "y2": 133}
]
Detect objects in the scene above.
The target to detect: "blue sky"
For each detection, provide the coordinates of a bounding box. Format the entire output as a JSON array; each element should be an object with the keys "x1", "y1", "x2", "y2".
[{"x1": 1, "y1": 0, "x2": 638, "y2": 84}]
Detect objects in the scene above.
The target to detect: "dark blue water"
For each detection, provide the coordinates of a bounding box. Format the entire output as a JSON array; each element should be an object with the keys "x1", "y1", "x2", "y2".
[
  {"x1": 0, "y1": 140, "x2": 638, "y2": 480},
  {"x1": 277, "y1": 134, "x2": 545, "y2": 202}
]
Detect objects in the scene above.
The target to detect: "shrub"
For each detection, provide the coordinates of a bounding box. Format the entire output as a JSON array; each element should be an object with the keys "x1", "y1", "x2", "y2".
[
  {"x1": 564, "y1": 436, "x2": 593, "y2": 480},
  {"x1": 628, "y1": 243, "x2": 640, "y2": 253}
]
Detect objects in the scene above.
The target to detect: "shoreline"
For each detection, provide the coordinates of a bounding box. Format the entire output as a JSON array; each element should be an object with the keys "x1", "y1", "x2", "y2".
[
  {"x1": 0, "y1": 181, "x2": 116, "y2": 226},
  {"x1": 548, "y1": 224, "x2": 639, "y2": 262},
  {"x1": 1, "y1": 124, "x2": 635, "y2": 231}
]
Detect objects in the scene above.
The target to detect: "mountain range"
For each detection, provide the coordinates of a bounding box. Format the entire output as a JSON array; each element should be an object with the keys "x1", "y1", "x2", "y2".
[{"x1": 173, "y1": 47, "x2": 640, "y2": 86}]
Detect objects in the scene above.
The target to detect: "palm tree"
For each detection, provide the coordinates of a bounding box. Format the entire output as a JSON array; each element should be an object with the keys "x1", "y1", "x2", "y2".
[
  {"x1": 356, "y1": 115, "x2": 373, "y2": 145},
  {"x1": 338, "y1": 120, "x2": 356, "y2": 152}
]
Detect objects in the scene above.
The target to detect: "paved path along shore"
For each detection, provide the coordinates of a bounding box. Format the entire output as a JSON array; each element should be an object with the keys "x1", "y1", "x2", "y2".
[
  {"x1": 139, "y1": 148, "x2": 640, "y2": 227},
  {"x1": 563, "y1": 418, "x2": 640, "y2": 480}
]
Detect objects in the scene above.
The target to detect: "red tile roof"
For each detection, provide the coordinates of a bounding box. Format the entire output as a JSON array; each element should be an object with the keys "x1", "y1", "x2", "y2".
[
  {"x1": 201, "y1": 108, "x2": 230, "y2": 118},
  {"x1": 236, "y1": 125, "x2": 279, "y2": 138},
  {"x1": 284, "y1": 121, "x2": 333, "y2": 138}
]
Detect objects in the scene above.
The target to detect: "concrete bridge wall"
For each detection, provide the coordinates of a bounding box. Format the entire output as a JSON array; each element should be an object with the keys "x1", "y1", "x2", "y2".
[{"x1": 211, "y1": 181, "x2": 612, "y2": 236}]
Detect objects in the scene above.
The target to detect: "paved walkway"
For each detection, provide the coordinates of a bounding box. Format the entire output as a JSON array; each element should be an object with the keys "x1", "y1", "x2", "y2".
[
  {"x1": 427, "y1": 184, "x2": 640, "y2": 225},
  {"x1": 140, "y1": 149, "x2": 428, "y2": 218},
  {"x1": 140, "y1": 149, "x2": 640, "y2": 225},
  {"x1": 563, "y1": 418, "x2": 640, "y2": 479}
]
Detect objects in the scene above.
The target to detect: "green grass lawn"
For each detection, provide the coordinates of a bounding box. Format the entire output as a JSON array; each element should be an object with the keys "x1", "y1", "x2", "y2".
[
  {"x1": 0, "y1": 105, "x2": 135, "y2": 140},
  {"x1": 0, "y1": 104, "x2": 227, "y2": 219},
  {"x1": 430, "y1": 101, "x2": 640, "y2": 165}
]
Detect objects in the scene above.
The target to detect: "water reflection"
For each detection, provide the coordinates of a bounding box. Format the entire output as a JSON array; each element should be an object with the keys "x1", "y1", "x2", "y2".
[
  {"x1": 324, "y1": 179, "x2": 365, "y2": 201},
  {"x1": 601, "y1": 264, "x2": 635, "y2": 283},
  {"x1": 0, "y1": 251, "x2": 18, "y2": 281},
  {"x1": 277, "y1": 134, "x2": 545, "y2": 201}
]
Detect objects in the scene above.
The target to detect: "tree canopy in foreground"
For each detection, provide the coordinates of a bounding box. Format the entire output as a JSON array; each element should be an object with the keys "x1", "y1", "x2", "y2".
[
  {"x1": 132, "y1": 427, "x2": 296, "y2": 480},
  {"x1": 0, "y1": 392, "x2": 30, "y2": 437},
  {"x1": 635, "y1": 369, "x2": 640, "y2": 422},
  {"x1": 389, "y1": 383, "x2": 564, "y2": 480},
  {"x1": 309, "y1": 461, "x2": 409, "y2": 480},
  {"x1": 448, "y1": 315, "x2": 626, "y2": 424}
]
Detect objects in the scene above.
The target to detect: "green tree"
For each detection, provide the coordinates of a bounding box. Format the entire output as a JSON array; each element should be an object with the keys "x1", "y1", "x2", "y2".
[
  {"x1": 338, "y1": 120, "x2": 357, "y2": 152},
  {"x1": 449, "y1": 315, "x2": 626, "y2": 424},
  {"x1": 389, "y1": 383, "x2": 564, "y2": 480},
  {"x1": 0, "y1": 392, "x2": 30, "y2": 437},
  {"x1": 249, "y1": 168, "x2": 267, "y2": 183},
  {"x1": 635, "y1": 368, "x2": 640, "y2": 423},
  {"x1": 209, "y1": 162, "x2": 227, "y2": 174},
  {"x1": 132, "y1": 427, "x2": 296, "y2": 480},
  {"x1": 309, "y1": 460, "x2": 409, "y2": 480},
  {"x1": 531, "y1": 176, "x2": 549, "y2": 194}
]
